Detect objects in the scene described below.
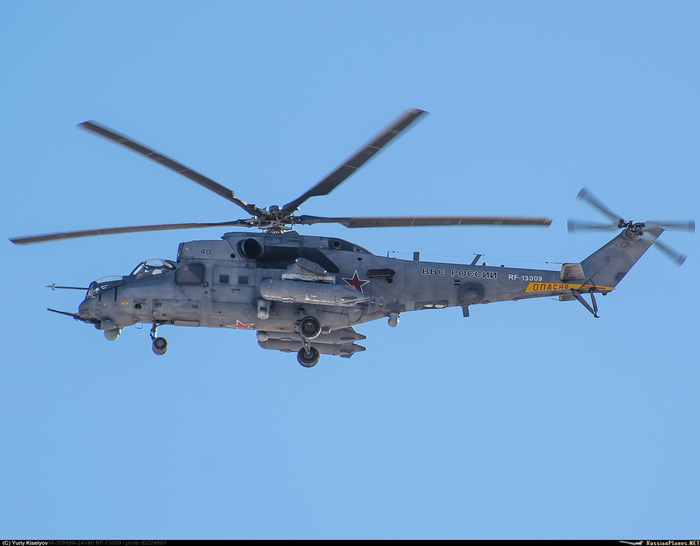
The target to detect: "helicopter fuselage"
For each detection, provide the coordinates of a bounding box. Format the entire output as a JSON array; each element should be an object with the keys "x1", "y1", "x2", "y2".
[{"x1": 77, "y1": 231, "x2": 607, "y2": 355}]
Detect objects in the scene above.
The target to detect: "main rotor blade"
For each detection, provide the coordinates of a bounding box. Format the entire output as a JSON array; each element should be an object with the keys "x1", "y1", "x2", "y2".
[
  {"x1": 567, "y1": 219, "x2": 618, "y2": 233},
  {"x1": 78, "y1": 121, "x2": 261, "y2": 217},
  {"x1": 282, "y1": 109, "x2": 428, "y2": 214},
  {"x1": 645, "y1": 220, "x2": 695, "y2": 232},
  {"x1": 10, "y1": 221, "x2": 249, "y2": 245},
  {"x1": 576, "y1": 187, "x2": 623, "y2": 223},
  {"x1": 641, "y1": 232, "x2": 687, "y2": 266},
  {"x1": 296, "y1": 215, "x2": 552, "y2": 228}
]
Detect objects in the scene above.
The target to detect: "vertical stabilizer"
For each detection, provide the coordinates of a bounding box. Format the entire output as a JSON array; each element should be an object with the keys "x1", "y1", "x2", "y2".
[{"x1": 579, "y1": 227, "x2": 663, "y2": 289}]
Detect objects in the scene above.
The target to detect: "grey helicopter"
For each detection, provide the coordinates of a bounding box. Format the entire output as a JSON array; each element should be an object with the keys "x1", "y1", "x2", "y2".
[{"x1": 10, "y1": 109, "x2": 694, "y2": 367}]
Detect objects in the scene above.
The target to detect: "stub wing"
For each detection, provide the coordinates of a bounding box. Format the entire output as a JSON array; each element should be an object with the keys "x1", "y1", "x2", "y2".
[{"x1": 257, "y1": 327, "x2": 366, "y2": 359}]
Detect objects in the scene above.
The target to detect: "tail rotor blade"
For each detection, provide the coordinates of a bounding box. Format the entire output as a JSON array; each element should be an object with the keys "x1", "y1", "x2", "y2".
[
  {"x1": 576, "y1": 187, "x2": 623, "y2": 224},
  {"x1": 645, "y1": 220, "x2": 695, "y2": 232},
  {"x1": 641, "y1": 232, "x2": 687, "y2": 266},
  {"x1": 567, "y1": 219, "x2": 618, "y2": 233}
]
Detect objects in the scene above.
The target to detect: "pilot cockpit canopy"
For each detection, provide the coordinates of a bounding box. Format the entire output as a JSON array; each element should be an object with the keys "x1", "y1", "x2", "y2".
[{"x1": 130, "y1": 258, "x2": 177, "y2": 278}]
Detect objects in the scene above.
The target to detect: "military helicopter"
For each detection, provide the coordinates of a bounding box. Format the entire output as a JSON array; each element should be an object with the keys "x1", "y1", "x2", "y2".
[{"x1": 10, "y1": 109, "x2": 694, "y2": 367}]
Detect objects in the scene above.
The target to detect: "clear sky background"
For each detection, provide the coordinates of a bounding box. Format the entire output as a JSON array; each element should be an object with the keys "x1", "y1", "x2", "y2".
[{"x1": 1, "y1": 1, "x2": 698, "y2": 539}]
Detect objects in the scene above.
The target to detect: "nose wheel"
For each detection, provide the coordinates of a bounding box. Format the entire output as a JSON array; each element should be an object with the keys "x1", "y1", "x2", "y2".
[
  {"x1": 152, "y1": 336, "x2": 168, "y2": 356},
  {"x1": 150, "y1": 323, "x2": 168, "y2": 356}
]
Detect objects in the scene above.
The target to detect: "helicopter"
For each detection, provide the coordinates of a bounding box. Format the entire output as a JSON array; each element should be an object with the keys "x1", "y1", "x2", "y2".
[{"x1": 10, "y1": 109, "x2": 695, "y2": 367}]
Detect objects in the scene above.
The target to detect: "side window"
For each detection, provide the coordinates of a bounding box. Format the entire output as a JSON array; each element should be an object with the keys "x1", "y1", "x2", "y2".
[
  {"x1": 176, "y1": 263, "x2": 205, "y2": 285},
  {"x1": 218, "y1": 274, "x2": 230, "y2": 284},
  {"x1": 238, "y1": 276, "x2": 249, "y2": 285}
]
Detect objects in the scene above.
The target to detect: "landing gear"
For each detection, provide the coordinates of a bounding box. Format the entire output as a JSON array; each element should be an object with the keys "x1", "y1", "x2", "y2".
[
  {"x1": 299, "y1": 316, "x2": 321, "y2": 339},
  {"x1": 152, "y1": 336, "x2": 168, "y2": 356},
  {"x1": 297, "y1": 315, "x2": 321, "y2": 367},
  {"x1": 297, "y1": 346, "x2": 320, "y2": 367},
  {"x1": 150, "y1": 323, "x2": 168, "y2": 356}
]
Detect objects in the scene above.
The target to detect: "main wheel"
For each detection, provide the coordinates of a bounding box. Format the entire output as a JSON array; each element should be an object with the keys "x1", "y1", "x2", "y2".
[
  {"x1": 297, "y1": 347, "x2": 320, "y2": 368},
  {"x1": 299, "y1": 316, "x2": 322, "y2": 339},
  {"x1": 152, "y1": 336, "x2": 168, "y2": 356}
]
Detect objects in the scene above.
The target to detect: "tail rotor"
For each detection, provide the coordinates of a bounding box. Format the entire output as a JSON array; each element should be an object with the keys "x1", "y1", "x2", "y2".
[{"x1": 568, "y1": 187, "x2": 695, "y2": 266}]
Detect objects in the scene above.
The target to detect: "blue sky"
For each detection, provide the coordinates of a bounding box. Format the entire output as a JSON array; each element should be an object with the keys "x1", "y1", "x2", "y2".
[{"x1": 1, "y1": 1, "x2": 698, "y2": 539}]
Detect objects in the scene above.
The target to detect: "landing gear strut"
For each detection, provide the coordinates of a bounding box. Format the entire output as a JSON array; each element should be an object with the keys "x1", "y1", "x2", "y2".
[
  {"x1": 150, "y1": 323, "x2": 168, "y2": 356},
  {"x1": 297, "y1": 315, "x2": 321, "y2": 367}
]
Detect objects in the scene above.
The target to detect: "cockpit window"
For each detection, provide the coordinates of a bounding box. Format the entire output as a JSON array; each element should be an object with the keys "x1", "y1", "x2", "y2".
[
  {"x1": 87, "y1": 276, "x2": 124, "y2": 298},
  {"x1": 130, "y1": 259, "x2": 177, "y2": 278}
]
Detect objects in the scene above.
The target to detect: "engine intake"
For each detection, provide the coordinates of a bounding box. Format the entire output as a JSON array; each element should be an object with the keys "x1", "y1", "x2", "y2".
[{"x1": 239, "y1": 238, "x2": 263, "y2": 260}]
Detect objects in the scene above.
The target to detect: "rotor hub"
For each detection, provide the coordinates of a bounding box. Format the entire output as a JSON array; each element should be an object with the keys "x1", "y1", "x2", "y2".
[
  {"x1": 250, "y1": 207, "x2": 298, "y2": 233},
  {"x1": 618, "y1": 220, "x2": 645, "y2": 236}
]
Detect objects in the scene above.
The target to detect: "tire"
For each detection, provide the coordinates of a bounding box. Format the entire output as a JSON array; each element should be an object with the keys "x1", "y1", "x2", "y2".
[
  {"x1": 152, "y1": 336, "x2": 168, "y2": 356},
  {"x1": 299, "y1": 316, "x2": 321, "y2": 339},
  {"x1": 297, "y1": 347, "x2": 320, "y2": 368}
]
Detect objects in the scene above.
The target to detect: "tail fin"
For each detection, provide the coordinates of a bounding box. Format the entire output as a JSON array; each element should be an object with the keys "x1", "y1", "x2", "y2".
[{"x1": 578, "y1": 227, "x2": 663, "y2": 290}]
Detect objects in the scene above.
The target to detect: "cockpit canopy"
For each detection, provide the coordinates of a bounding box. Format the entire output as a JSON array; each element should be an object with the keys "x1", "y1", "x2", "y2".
[
  {"x1": 87, "y1": 276, "x2": 123, "y2": 298},
  {"x1": 130, "y1": 258, "x2": 177, "y2": 278},
  {"x1": 86, "y1": 259, "x2": 176, "y2": 299}
]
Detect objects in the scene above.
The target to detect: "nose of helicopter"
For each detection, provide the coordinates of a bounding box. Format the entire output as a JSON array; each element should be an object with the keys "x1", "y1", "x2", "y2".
[
  {"x1": 78, "y1": 295, "x2": 96, "y2": 319},
  {"x1": 78, "y1": 298, "x2": 93, "y2": 318}
]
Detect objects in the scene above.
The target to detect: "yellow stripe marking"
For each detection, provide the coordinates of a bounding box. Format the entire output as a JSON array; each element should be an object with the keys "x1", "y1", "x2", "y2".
[{"x1": 525, "y1": 283, "x2": 615, "y2": 293}]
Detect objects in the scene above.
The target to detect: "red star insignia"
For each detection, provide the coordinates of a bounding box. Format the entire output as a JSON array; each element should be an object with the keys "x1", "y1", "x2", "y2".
[
  {"x1": 234, "y1": 320, "x2": 254, "y2": 330},
  {"x1": 343, "y1": 270, "x2": 369, "y2": 293}
]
